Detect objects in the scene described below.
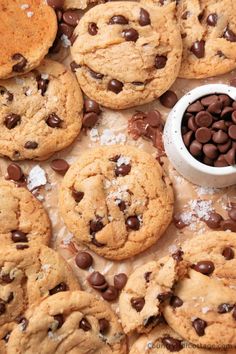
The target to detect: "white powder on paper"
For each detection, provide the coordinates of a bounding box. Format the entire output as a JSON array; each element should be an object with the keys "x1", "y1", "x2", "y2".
[
  {"x1": 196, "y1": 186, "x2": 218, "y2": 196},
  {"x1": 89, "y1": 128, "x2": 127, "y2": 145},
  {"x1": 27, "y1": 165, "x2": 47, "y2": 191}
]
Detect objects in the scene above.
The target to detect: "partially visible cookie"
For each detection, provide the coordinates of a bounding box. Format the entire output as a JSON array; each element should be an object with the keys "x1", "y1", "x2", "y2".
[
  {"x1": 0, "y1": 179, "x2": 51, "y2": 248},
  {"x1": 7, "y1": 290, "x2": 127, "y2": 354},
  {"x1": 71, "y1": 1, "x2": 182, "y2": 109},
  {"x1": 0, "y1": 245, "x2": 80, "y2": 352},
  {"x1": 59, "y1": 145, "x2": 174, "y2": 260},
  {"x1": 64, "y1": 0, "x2": 105, "y2": 10},
  {"x1": 177, "y1": 0, "x2": 236, "y2": 78},
  {"x1": 119, "y1": 257, "x2": 187, "y2": 334},
  {"x1": 0, "y1": 59, "x2": 83, "y2": 160},
  {"x1": 0, "y1": 0, "x2": 57, "y2": 79}
]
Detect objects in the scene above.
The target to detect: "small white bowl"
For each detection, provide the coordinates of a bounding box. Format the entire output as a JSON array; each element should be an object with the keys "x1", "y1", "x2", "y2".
[{"x1": 163, "y1": 84, "x2": 236, "y2": 188}]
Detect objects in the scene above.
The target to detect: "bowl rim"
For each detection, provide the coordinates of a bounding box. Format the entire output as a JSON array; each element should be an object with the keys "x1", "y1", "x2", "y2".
[{"x1": 168, "y1": 83, "x2": 236, "y2": 176}]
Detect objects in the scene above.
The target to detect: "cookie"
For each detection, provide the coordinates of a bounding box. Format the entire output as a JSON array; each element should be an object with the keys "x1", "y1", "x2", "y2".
[
  {"x1": 59, "y1": 145, "x2": 174, "y2": 260},
  {"x1": 0, "y1": 59, "x2": 83, "y2": 160},
  {"x1": 119, "y1": 257, "x2": 187, "y2": 334},
  {"x1": 70, "y1": 1, "x2": 182, "y2": 109},
  {"x1": 0, "y1": 0, "x2": 57, "y2": 79},
  {"x1": 64, "y1": 0, "x2": 105, "y2": 10},
  {"x1": 162, "y1": 232, "x2": 236, "y2": 347},
  {"x1": 7, "y1": 290, "x2": 127, "y2": 354},
  {"x1": 129, "y1": 324, "x2": 233, "y2": 353},
  {"x1": 0, "y1": 245, "x2": 80, "y2": 352},
  {"x1": 0, "y1": 179, "x2": 51, "y2": 248},
  {"x1": 177, "y1": 0, "x2": 236, "y2": 79}
]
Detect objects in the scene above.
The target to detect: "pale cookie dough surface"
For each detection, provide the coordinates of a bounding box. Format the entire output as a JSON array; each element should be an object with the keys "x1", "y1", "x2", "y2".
[
  {"x1": 0, "y1": 245, "x2": 80, "y2": 353},
  {"x1": 119, "y1": 257, "x2": 187, "y2": 334},
  {"x1": 64, "y1": 0, "x2": 105, "y2": 10},
  {"x1": 71, "y1": 1, "x2": 182, "y2": 109},
  {"x1": 178, "y1": 0, "x2": 236, "y2": 79},
  {"x1": 59, "y1": 145, "x2": 174, "y2": 260},
  {"x1": 0, "y1": 59, "x2": 83, "y2": 161},
  {"x1": 7, "y1": 291, "x2": 127, "y2": 354},
  {"x1": 0, "y1": 0, "x2": 57, "y2": 79},
  {"x1": 0, "y1": 179, "x2": 51, "y2": 248}
]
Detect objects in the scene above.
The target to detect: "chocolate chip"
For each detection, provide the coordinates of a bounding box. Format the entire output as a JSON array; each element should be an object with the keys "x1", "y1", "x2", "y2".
[
  {"x1": 173, "y1": 213, "x2": 188, "y2": 229},
  {"x1": 187, "y1": 116, "x2": 198, "y2": 132},
  {"x1": 195, "y1": 127, "x2": 212, "y2": 143},
  {"x1": 122, "y1": 28, "x2": 139, "y2": 42},
  {"x1": 187, "y1": 101, "x2": 204, "y2": 113},
  {"x1": 7, "y1": 163, "x2": 23, "y2": 181},
  {"x1": 162, "y1": 336, "x2": 183, "y2": 352},
  {"x1": 201, "y1": 95, "x2": 218, "y2": 107},
  {"x1": 115, "y1": 163, "x2": 131, "y2": 176},
  {"x1": 70, "y1": 61, "x2": 80, "y2": 73},
  {"x1": 6, "y1": 292, "x2": 13, "y2": 303},
  {"x1": 144, "y1": 314, "x2": 165, "y2": 327},
  {"x1": 63, "y1": 9, "x2": 81, "y2": 27},
  {"x1": 0, "y1": 302, "x2": 6, "y2": 315},
  {"x1": 131, "y1": 297, "x2": 145, "y2": 312},
  {"x1": 46, "y1": 113, "x2": 62, "y2": 128},
  {"x1": 109, "y1": 15, "x2": 128, "y2": 25},
  {"x1": 83, "y1": 112, "x2": 99, "y2": 128},
  {"x1": 50, "y1": 159, "x2": 69, "y2": 175},
  {"x1": 207, "y1": 13, "x2": 218, "y2": 26},
  {"x1": 72, "y1": 189, "x2": 84, "y2": 203},
  {"x1": 4, "y1": 113, "x2": 21, "y2": 129},
  {"x1": 54, "y1": 314, "x2": 64, "y2": 329},
  {"x1": 89, "y1": 68, "x2": 104, "y2": 80},
  {"x1": 24, "y1": 141, "x2": 38, "y2": 149},
  {"x1": 212, "y1": 130, "x2": 228, "y2": 144},
  {"x1": 139, "y1": 8, "x2": 150, "y2": 26},
  {"x1": 229, "y1": 208, "x2": 236, "y2": 221},
  {"x1": 87, "y1": 272, "x2": 108, "y2": 290},
  {"x1": 157, "y1": 291, "x2": 172, "y2": 302},
  {"x1": 232, "y1": 111, "x2": 236, "y2": 124},
  {"x1": 76, "y1": 318, "x2": 91, "y2": 333},
  {"x1": 36, "y1": 75, "x2": 49, "y2": 96},
  {"x1": 16, "y1": 244, "x2": 29, "y2": 250},
  {"x1": 193, "y1": 261, "x2": 215, "y2": 275},
  {"x1": 117, "y1": 200, "x2": 126, "y2": 211},
  {"x1": 228, "y1": 125, "x2": 236, "y2": 140},
  {"x1": 59, "y1": 23, "x2": 74, "y2": 38},
  {"x1": 90, "y1": 219, "x2": 104, "y2": 233},
  {"x1": 108, "y1": 79, "x2": 123, "y2": 94},
  {"x1": 84, "y1": 99, "x2": 101, "y2": 114},
  {"x1": 47, "y1": 0, "x2": 64, "y2": 9},
  {"x1": 223, "y1": 27, "x2": 236, "y2": 42},
  {"x1": 218, "y1": 303, "x2": 234, "y2": 314},
  {"x1": 170, "y1": 295, "x2": 183, "y2": 308},
  {"x1": 219, "y1": 94, "x2": 232, "y2": 107},
  {"x1": 155, "y1": 55, "x2": 167, "y2": 69},
  {"x1": 189, "y1": 140, "x2": 202, "y2": 157},
  {"x1": 88, "y1": 22, "x2": 98, "y2": 35},
  {"x1": 49, "y1": 282, "x2": 67, "y2": 295},
  {"x1": 195, "y1": 111, "x2": 213, "y2": 127},
  {"x1": 224, "y1": 148, "x2": 235, "y2": 165},
  {"x1": 204, "y1": 212, "x2": 222, "y2": 229},
  {"x1": 203, "y1": 144, "x2": 218, "y2": 159},
  {"x1": 172, "y1": 249, "x2": 184, "y2": 262},
  {"x1": 221, "y1": 106, "x2": 234, "y2": 118},
  {"x1": 190, "y1": 40, "x2": 205, "y2": 58},
  {"x1": 221, "y1": 219, "x2": 236, "y2": 232},
  {"x1": 222, "y1": 246, "x2": 235, "y2": 260},
  {"x1": 212, "y1": 120, "x2": 227, "y2": 131},
  {"x1": 192, "y1": 318, "x2": 207, "y2": 336},
  {"x1": 126, "y1": 215, "x2": 140, "y2": 230},
  {"x1": 214, "y1": 155, "x2": 228, "y2": 167},
  {"x1": 75, "y1": 251, "x2": 93, "y2": 269},
  {"x1": 114, "y1": 273, "x2": 127, "y2": 290},
  {"x1": 183, "y1": 131, "x2": 193, "y2": 147},
  {"x1": 145, "y1": 110, "x2": 163, "y2": 128},
  {"x1": 203, "y1": 156, "x2": 214, "y2": 166},
  {"x1": 99, "y1": 318, "x2": 110, "y2": 334},
  {"x1": 160, "y1": 90, "x2": 178, "y2": 108},
  {"x1": 218, "y1": 140, "x2": 232, "y2": 153},
  {"x1": 144, "y1": 271, "x2": 152, "y2": 282},
  {"x1": 11, "y1": 230, "x2": 28, "y2": 243},
  {"x1": 12, "y1": 53, "x2": 27, "y2": 72}
]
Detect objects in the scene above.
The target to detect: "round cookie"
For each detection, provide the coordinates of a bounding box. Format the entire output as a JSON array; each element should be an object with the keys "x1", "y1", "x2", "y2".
[
  {"x1": 7, "y1": 290, "x2": 127, "y2": 354},
  {"x1": 59, "y1": 145, "x2": 174, "y2": 260},
  {"x1": 119, "y1": 256, "x2": 188, "y2": 334},
  {"x1": 177, "y1": 0, "x2": 236, "y2": 79},
  {"x1": 70, "y1": 1, "x2": 182, "y2": 109},
  {"x1": 64, "y1": 0, "x2": 105, "y2": 10},
  {"x1": 163, "y1": 232, "x2": 236, "y2": 348},
  {"x1": 0, "y1": 59, "x2": 83, "y2": 160},
  {"x1": 0, "y1": 245, "x2": 80, "y2": 352},
  {"x1": 0, "y1": 0, "x2": 57, "y2": 79},
  {"x1": 0, "y1": 179, "x2": 51, "y2": 248},
  {"x1": 129, "y1": 324, "x2": 233, "y2": 354}
]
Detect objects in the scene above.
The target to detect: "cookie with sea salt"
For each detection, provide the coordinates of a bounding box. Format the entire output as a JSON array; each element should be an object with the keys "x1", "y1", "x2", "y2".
[
  {"x1": 59, "y1": 145, "x2": 174, "y2": 260},
  {"x1": 70, "y1": 1, "x2": 182, "y2": 109}
]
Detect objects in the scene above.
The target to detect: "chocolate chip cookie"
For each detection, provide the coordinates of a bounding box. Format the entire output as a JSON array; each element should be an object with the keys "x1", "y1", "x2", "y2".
[
  {"x1": 0, "y1": 179, "x2": 51, "y2": 248},
  {"x1": 0, "y1": 245, "x2": 80, "y2": 353},
  {"x1": 119, "y1": 257, "x2": 188, "y2": 334},
  {"x1": 59, "y1": 146, "x2": 174, "y2": 260},
  {"x1": 71, "y1": 1, "x2": 182, "y2": 109},
  {"x1": 64, "y1": 0, "x2": 105, "y2": 10},
  {"x1": 0, "y1": 59, "x2": 83, "y2": 160},
  {"x1": 177, "y1": 0, "x2": 236, "y2": 78},
  {"x1": 0, "y1": 0, "x2": 57, "y2": 79},
  {"x1": 7, "y1": 291, "x2": 127, "y2": 354}
]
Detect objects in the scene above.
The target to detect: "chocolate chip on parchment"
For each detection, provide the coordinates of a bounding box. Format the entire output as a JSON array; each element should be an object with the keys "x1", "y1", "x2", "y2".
[
  {"x1": 126, "y1": 215, "x2": 140, "y2": 230},
  {"x1": 88, "y1": 22, "x2": 98, "y2": 35},
  {"x1": 222, "y1": 246, "x2": 235, "y2": 260},
  {"x1": 7, "y1": 163, "x2": 23, "y2": 181},
  {"x1": 11, "y1": 230, "x2": 28, "y2": 243},
  {"x1": 192, "y1": 318, "x2": 207, "y2": 336},
  {"x1": 12, "y1": 53, "x2": 27, "y2": 72},
  {"x1": 139, "y1": 8, "x2": 150, "y2": 26},
  {"x1": 193, "y1": 261, "x2": 215, "y2": 275},
  {"x1": 75, "y1": 251, "x2": 93, "y2": 269},
  {"x1": 131, "y1": 297, "x2": 145, "y2": 312},
  {"x1": 162, "y1": 336, "x2": 183, "y2": 352},
  {"x1": 46, "y1": 113, "x2": 63, "y2": 128},
  {"x1": 108, "y1": 79, "x2": 123, "y2": 94},
  {"x1": 51, "y1": 159, "x2": 69, "y2": 175},
  {"x1": 204, "y1": 212, "x2": 222, "y2": 229},
  {"x1": 87, "y1": 272, "x2": 108, "y2": 291},
  {"x1": 102, "y1": 286, "x2": 119, "y2": 301},
  {"x1": 84, "y1": 99, "x2": 101, "y2": 115},
  {"x1": 109, "y1": 15, "x2": 128, "y2": 25},
  {"x1": 160, "y1": 90, "x2": 178, "y2": 108},
  {"x1": 49, "y1": 282, "x2": 67, "y2": 295},
  {"x1": 83, "y1": 112, "x2": 99, "y2": 128},
  {"x1": 4, "y1": 113, "x2": 21, "y2": 129},
  {"x1": 99, "y1": 318, "x2": 110, "y2": 334},
  {"x1": 122, "y1": 28, "x2": 139, "y2": 42},
  {"x1": 114, "y1": 273, "x2": 128, "y2": 290},
  {"x1": 190, "y1": 40, "x2": 205, "y2": 58},
  {"x1": 221, "y1": 219, "x2": 236, "y2": 232}
]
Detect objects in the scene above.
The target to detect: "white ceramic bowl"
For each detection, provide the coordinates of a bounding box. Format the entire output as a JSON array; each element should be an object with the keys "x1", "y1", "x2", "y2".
[{"x1": 163, "y1": 84, "x2": 236, "y2": 188}]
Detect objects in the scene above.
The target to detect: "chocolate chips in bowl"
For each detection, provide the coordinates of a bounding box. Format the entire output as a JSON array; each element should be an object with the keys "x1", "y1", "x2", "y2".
[{"x1": 163, "y1": 84, "x2": 236, "y2": 188}]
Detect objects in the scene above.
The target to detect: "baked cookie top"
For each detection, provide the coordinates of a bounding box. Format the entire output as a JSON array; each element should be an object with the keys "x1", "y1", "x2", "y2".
[
  {"x1": 59, "y1": 145, "x2": 174, "y2": 260},
  {"x1": 0, "y1": 245, "x2": 80, "y2": 352},
  {"x1": 7, "y1": 291, "x2": 127, "y2": 354},
  {"x1": 177, "y1": 0, "x2": 236, "y2": 78},
  {"x1": 0, "y1": 0, "x2": 57, "y2": 79},
  {"x1": 0, "y1": 59, "x2": 83, "y2": 160},
  {"x1": 0, "y1": 179, "x2": 51, "y2": 248},
  {"x1": 71, "y1": 1, "x2": 182, "y2": 109}
]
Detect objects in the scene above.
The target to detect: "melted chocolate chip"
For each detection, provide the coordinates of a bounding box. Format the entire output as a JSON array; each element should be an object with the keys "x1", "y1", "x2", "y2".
[
  {"x1": 90, "y1": 219, "x2": 104, "y2": 233},
  {"x1": 190, "y1": 40, "x2": 205, "y2": 58},
  {"x1": 24, "y1": 141, "x2": 38, "y2": 149},
  {"x1": 49, "y1": 282, "x2": 67, "y2": 295},
  {"x1": 46, "y1": 113, "x2": 62, "y2": 128},
  {"x1": 126, "y1": 215, "x2": 140, "y2": 230},
  {"x1": 0, "y1": 86, "x2": 13, "y2": 102},
  {"x1": 70, "y1": 61, "x2": 80, "y2": 73},
  {"x1": 192, "y1": 318, "x2": 207, "y2": 336},
  {"x1": 16, "y1": 244, "x2": 29, "y2": 250},
  {"x1": 109, "y1": 15, "x2": 128, "y2": 25},
  {"x1": 170, "y1": 295, "x2": 183, "y2": 308},
  {"x1": 144, "y1": 271, "x2": 152, "y2": 282},
  {"x1": 0, "y1": 302, "x2": 6, "y2": 315},
  {"x1": 122, "y1": 28, "x2": 139, "y2": 42},
  {"x1": 157, "y1": 291, "x2": 172, "y2": 302},
  {"x1": 79, "y1": 317, "x2": 91, "y2": 331},
  {"x1": 139, "y1": 8, "x2": 150, "y2": 26},
  {"x1": 108, "y1": 79, "x2": 123, "y2": 94},
  {"x1": 172, "y1": 249, "x2": 184, "y2": 262},
  {"x1": 18, "y1": 317, "x2": 28, "y2": 331},
  {"x1": 88, "y1": 22, "x2": 98, "y2": 35},
  {"x1": 223, "y1": 27, "x2": 236, "y2": 42},
  {"x1": 1, "y1": 274, "x2": 14, "y2": 284},
  {"x1": 207, "y1": 13, "x2": 218, "y2": 26},
  {"x1": 72, "y1": 189, "x2": 84, "y2": 203},
  {"x1": 193, "y1": 261, "x2": 215, "y2": 275},
  {"x1": 12, "y1": 53, "x2": 27, "y2": 72},
  {"x1": 131, "y1": 297, "x2": 145, "y2": 312},
  {"x1": 155, "y1": 55, "x2": 167, "y2": 69},
  {"x1": 222, "y1": 246, "x2": 234, "y2": 260},
  {"x1": 11, "y1": 230, "x2": 28, "y2": 243},
  {"x1": 115, "y1": 163, "x2": 131, "y2": 176},
  {"x1": 99, "y1": 318, "x2": 110, "y2": 334},
  {"x1": 162, "y1": 336, "x2": 183, "y2": 352},
  {"x1": 114, "y1": 273, "x2": 128, "y2": 290},
  {"x1": 4, "y1": 113, "x2": 21, "y2": 129}
]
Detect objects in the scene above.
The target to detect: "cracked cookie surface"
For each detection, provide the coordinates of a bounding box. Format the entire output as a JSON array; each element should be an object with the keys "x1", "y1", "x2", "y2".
[
  {"x1": 7, "y1": 291, "x2": 127, "y2": 354},
  {"x1": 0, "y1": 59, "x2": 83, "y2": 160},
  {"x1": 59, "y1": 145, "x2": 174, "y2": 260},
  {"x1": 0, "y1": 245, "x2": 80, "y2": 353},
  {"x1": 0, "y1": 0, "x2": 57, "y2": 79},
  {"x1": 177, "y1": 0, "x2": 236, "y2": 78},
  {"x1": 71, "y1": 1, "x2": 182, "y2": 109},
  {"x1": 0, "y1": 179, "x2": 51, "y2": 248}
]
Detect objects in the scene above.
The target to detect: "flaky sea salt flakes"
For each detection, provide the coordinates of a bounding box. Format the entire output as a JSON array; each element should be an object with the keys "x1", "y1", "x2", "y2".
[
  {"x1": 196, "y1": 186, "x2": 218, "y2": 196},
  {"x1": 146, "y1": 341, "x2": 154, "y2": 349},
  {"x1": 116, "y1": 156, "x2": 131, "y2": 167},
  {"x1": 202, "y1": 306, "x2": 211, "y2": 314},
  {"x1": 100, "y1": 129, "x2": 126, "y2": 145},
  {"x1": 27, "y1": 11, "x2": 34, "y2": 17},
  {"x1": 61, "y1": 34, "x2": 71, "y2": 48},
  {"x1": 188, "y1": 199, "x2": 213, "y2": 221},
  {"x1": 25, "y1": 88, "x2": 33, "y2": 96},
  {"x1": 20, "y1": 3, "x2": 29, "y2": 9},
  {"x1": 41, "y1": 264, "x2": 51, "y2": 272},
  {"x1": 89, "y1": 128, "x2": 99, "y2": 142},
  {"x1": 27, "y1": 165, "x2": 47, "y2": 191}
]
